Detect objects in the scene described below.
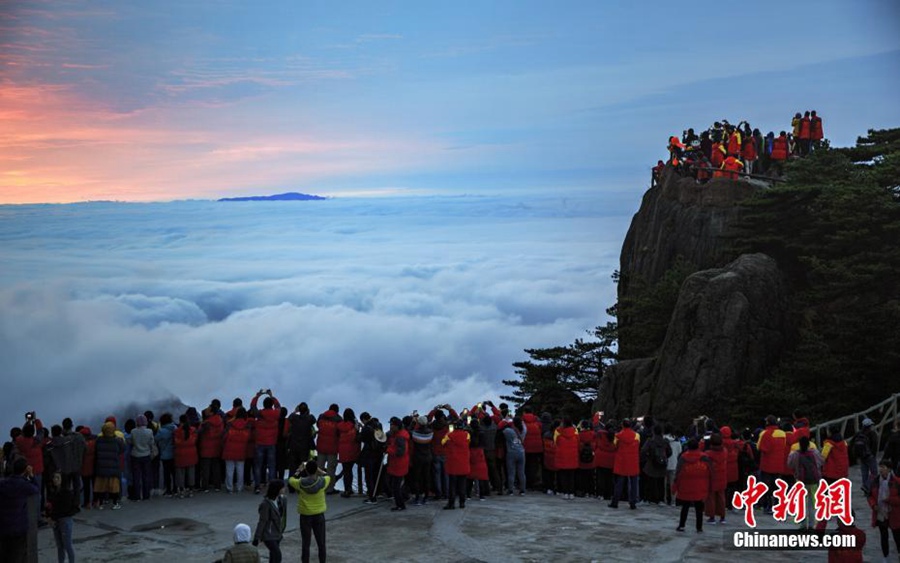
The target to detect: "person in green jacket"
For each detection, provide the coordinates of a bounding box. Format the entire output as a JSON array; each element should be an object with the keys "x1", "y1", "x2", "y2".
[{"x1": 289, "y1": 460, "x2": 330, "y2": 563}]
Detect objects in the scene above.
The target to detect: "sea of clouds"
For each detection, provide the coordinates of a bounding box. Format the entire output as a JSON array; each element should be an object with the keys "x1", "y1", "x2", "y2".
[{"x1": 0, "y1": 193, "x2": 632, "y2": 431}]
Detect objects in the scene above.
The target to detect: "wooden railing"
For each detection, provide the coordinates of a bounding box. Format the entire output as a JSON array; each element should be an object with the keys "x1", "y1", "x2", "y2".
[{"x1": 810, "y1": 393, "x2": 900, "y2": 455}]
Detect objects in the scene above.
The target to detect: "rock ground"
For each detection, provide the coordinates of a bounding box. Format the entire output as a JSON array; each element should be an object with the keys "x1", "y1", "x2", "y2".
[{"x1": 38, "y1": 474, "x2": 879, "y2": 562}]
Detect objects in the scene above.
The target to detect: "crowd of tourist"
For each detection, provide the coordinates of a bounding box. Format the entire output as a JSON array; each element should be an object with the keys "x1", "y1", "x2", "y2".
[
  {"x1": 3, "y1": 389, "x2": 900, "y2": 563},
  {"x1": 651, "y1": 110, "x2": 826, "y2": 186}
]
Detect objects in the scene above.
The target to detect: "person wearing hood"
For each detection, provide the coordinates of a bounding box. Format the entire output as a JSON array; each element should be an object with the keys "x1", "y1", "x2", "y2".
[
  {"x1": 868, "y1": 458, "x2": 900, "y2": 563},
  {"x1": 289, "y1": 460, "x2": 329, "y2": 563},
  {"x1": 703, "y1": 433, "x2": 728, "y2": 525},
  {"x1": 521, "y1": 407, "x2": 544, "y2": 490},
  {"x1": 155, "y1": 413, "x2": 177, "y2": 497},
  {"x1": 218, "y1": 523, "x2": 259, "y2": 563},
  {"x1": 93, "y1": 422, "x2": 125, "y2": 510},
  {"x1": 610, "y1": 419, "x2": 641, "y2": 509}
]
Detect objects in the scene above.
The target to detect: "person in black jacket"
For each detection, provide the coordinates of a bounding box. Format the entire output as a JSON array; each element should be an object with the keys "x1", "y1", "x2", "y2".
[
  {"x1": 287, "y1": 403, "x2": 316, "y2": 482},
  {"x1": 47, "y1": 471, "x2": 79, "y2": 563},
  {"x1": 0, "y1": 457, "x2": 40, "y2": 562},
  {"x1": 358, "y1": 414, "x2": 386, "y2": 504},
  {"x1": 253, "y1": 480, "x2": 286, "y2": 563}
]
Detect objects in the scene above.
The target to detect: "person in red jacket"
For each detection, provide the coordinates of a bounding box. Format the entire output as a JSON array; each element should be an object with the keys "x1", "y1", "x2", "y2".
[
  {"x1": 385, "y1": 417, "x2": 410, "y2": 511},
  {"x1": 466, "y1": 418, "x2": 489, "y2": 500},
  {"x1": 542, "y1": 430, "x2": 557, "y2": 495},
  {"x1": 174, "y1": 415, "x2": 198, "y2": 498},
  {"x1": 757, "y1": 415, "x2": 787, "y2": 513},
  {"x1": 15, "y1": 423, "x2": 45, "y2": 506},
  {"x1": 250, "y1": 389, "x2": 281, "y2": 494},
  {"x1": 673, "y1": 438, "x2": 712, "y2": 533},
  {"x1": 741, "y1": 134, "x2": 758, "y2": 175},
  {"x1": 799, "y1": 111, "x2": 812, "y2": 155},
  {"x1": 828, "y1": 515, "x2": 866, "y2": 563},
  {"x1": 316, "y1": 403, "x2": 341, "y2": 495},
  {"x1": 222, "y1": 408, "x2": 251, "y2": 494},
  {"x1": 443, "y1": 418, "x2": 471, "y2": 509},
  {"x1": 594, "y1": 423, "x2": 617, "y2": 501},
  {"x1": 553, "y1": 418, "x2": 579, "y2": 500},
  {"x1": 703, "y1": 433, "x2": 728, "y2": 524},
  {"x1": 717, "y1": 155, "x2": 744, "y2": 180},
  {"x1": 810, "y1": 110, "x2": 824, "y2": 149},
  {"x1": 770, "y1": 131, "x2": 789, "y2": 177},
  {"x1": 337, "y1": 408, "x2": 360, "y2": 498},
  {"x1": 610, "y1": 419, "x2": 641, "y2": 509},
  {"x1": 521, "y1": 407, "x2": 544, "y2": 491},
  {"x1": 198, "y1": 408, "x2": 224, "y2": 492},
  {"x1": 720, "y1": 427, "x2": 740, "y2": 510},
  {"x1": 868, "y1": 459, "x2": 900, "y2": 561},
  {"x1": 726, "y1": 127, "x2": 742, "y2": 157},
  {"x1": 575, "y1": 420, "x2": 596, "y2": 497}
]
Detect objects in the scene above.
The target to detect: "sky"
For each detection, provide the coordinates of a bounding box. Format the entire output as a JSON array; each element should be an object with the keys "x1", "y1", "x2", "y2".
[
  {"x1": 0, "y1": 1, "x2": 899, "y2": 432},
  {"x1": 0, "y1": 195, "x2": 627, "y2": 432},
  {"x1": 1, "y1": 0, "x2": 899, "y2": 204}
]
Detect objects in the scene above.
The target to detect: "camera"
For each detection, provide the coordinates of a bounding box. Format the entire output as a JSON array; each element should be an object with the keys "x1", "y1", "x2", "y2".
[{"x1": 25, "y1": 411, "x2": 34, "y2": 420}]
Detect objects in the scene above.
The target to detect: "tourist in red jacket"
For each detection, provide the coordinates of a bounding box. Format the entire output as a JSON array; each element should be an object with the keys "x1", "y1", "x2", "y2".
[
  {"x1": 703, "y1": 433, "x2": 728, "y2": 524},
  {"x1": 386, "y1": 417, "x2": 410, "y2": 511},
  {"x1": 223, "y1": 409, "x2": 251, "y2": 494},
  {"x1": 466, "y1": 419, "x2": 489, "y2": 500},
  {"x1": 610, "y1": 419, "x2": 641, "y2": 509},
  {"x1": 522, "y1": 407, "x2": 544, "y2": 491},
  {"x1": 576, "y1": 421, "x2": 596, "y2": 497},
  {"x1": 595, "y1": 425, "x2": 617, "y2": 501},
  {"x1": 337, "y1": 408, "x2": 360, "y2": 498},
  {"x1": 673, "y1": 438, "x2": 712, "y2": 532},
  {"x1": 799, "y1": 111, "x2": 812, "y2": 155},
  {"x1": 757, "y1": 415, "x2": 787, "y2": 512},
  {"x1": 443, "y1": 419, "x2": 471, "y2": 509},
  {"x1": 828, "y1": 518, "x2": 866, "y2": 563},
  {"x1": 771, "y1": 132, "x2": 789, "y2": 161},
  {"x1": 741, "y1": 135, "x2": 758, "y2": 174},
  {"x1": 542, "y1": 432, "x2": 557, "y2": 495},
  {"x1": 174, "y1": 415, "x2": 198, "y2": 498},
  {"x1": 868, "y1": 459, "x2": 900, "y2": 561},
  {"x1": 810, "y1": 110, "x2": 824, "y2": 146},
  {"x1": 15, "y1": 423, "x2": 45, "y2": 501},
  {"x1": 316, "y1": 403, "x2": 341, "y2": 495},
  {"x1": 727, "y1": 128, "x2": 742, "y2": 157},
  {"x1": 78, "y1": 427, "x2": 96, "y2": 509},
  {"x1": 822, "y1": 430, "x2": 850, "y2": 482},
  {"x1": 554, "y1": 418, "x2": 579, "y2": 500},
  {"x1": 198, "y1": 409, "x2": 224, "y2": 492},
  {"x1": 250, "y1": 390, "x2": 281, "y2": 494}
]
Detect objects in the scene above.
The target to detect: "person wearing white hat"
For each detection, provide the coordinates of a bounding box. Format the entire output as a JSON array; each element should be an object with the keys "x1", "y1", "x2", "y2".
[{"x1": 217, "y1": 523, "x2": 259, "y2": 563}]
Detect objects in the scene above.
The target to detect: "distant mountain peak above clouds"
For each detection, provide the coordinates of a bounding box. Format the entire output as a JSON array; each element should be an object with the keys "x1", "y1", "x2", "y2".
[{"x1": 218, "y1": 192, "x2": 327, "y2": 202}]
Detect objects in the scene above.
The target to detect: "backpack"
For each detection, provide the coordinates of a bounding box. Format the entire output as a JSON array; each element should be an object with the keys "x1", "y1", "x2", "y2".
[
  {"x1": 579, "y1": 442, "x2": 595, "y2": 464},
  {"x1": 651, "y1": 440, "x2": 669, "y2": 468},
  {"x1": 852, "y1": 432, "x2": 871, "y2": 460},
  {"x1": 796, "y1": 450, "x2": 821, "y2": 484}
]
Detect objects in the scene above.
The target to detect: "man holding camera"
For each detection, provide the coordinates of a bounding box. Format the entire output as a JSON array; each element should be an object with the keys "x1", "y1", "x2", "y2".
[{"x1": 288, "y1": 460, "x2": 329, "y2": 563}]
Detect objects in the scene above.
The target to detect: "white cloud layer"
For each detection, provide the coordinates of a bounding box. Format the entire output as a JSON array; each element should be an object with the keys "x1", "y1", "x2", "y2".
[{"x1": 0, "y1": 193, "x2": 629, "y2": 430}]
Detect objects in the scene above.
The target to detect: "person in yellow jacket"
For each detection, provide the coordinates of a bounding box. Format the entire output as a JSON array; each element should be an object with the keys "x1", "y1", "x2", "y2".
[{"x1": 288, "y1": 460, "x2": 329, "y2": 563}]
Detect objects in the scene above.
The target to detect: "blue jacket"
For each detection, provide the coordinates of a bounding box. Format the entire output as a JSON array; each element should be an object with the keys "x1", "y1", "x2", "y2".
[
  {"x1": 0, "y1": 475, "x2": 40, "y2": 536},
  {"x1": 156, "y1": 423, "x2": 176, "y2": 461}
]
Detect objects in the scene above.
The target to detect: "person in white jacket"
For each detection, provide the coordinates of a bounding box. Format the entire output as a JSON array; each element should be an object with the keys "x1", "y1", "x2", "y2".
[{"x1": 664, "y1": 424, "x2": 683, "y2": 506}]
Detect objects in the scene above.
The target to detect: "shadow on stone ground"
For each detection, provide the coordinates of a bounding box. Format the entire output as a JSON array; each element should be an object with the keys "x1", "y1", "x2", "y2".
[{"x1": 43, "y1": 474, "x2": 876, "y2": 562}]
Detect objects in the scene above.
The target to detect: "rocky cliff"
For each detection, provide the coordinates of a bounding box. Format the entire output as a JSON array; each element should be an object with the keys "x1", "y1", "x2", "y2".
[{"x1": 598, "y1": 169, "x2": 788, "y2": 426}]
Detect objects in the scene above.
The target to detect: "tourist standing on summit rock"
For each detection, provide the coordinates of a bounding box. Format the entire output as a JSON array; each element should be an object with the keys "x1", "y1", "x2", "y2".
[
  {"x1": 799, "y1": 111, "x2": 812, "y2": 156},
  {"x1": 810, "y1": 110, "x2": 824, "y2": 150}
]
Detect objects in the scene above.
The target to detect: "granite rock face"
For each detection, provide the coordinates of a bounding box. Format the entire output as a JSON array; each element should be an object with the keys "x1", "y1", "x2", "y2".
[{"x1": 598, "y1": 168, "x2": 789, "y2": 426}]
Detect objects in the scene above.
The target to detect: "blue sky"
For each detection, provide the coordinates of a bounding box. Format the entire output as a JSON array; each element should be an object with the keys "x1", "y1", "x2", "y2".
[{"x1": 1, "y1": 0, "x2": 898, "y2": 203}]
